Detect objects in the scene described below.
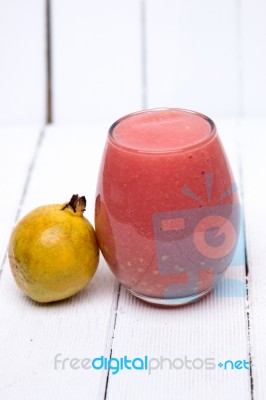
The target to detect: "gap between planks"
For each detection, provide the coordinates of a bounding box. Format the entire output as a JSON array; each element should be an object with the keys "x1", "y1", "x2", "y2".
[
  {"x1": 0, "y1": 128, "x2": 46, "y2": 273},
  {"x1": 236, "y1": 119, "x2": 254, "y2": 399}
]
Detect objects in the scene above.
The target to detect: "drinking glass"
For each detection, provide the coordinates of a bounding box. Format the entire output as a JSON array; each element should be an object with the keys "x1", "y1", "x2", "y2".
[{"x1": 95, "y1": 108, "x2": 240, "y2": 306}]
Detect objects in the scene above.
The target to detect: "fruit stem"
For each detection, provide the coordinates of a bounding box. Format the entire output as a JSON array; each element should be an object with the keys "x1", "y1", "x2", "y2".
[{"x1": 61, "y1": 194, "x2": 86, "y2": 214}]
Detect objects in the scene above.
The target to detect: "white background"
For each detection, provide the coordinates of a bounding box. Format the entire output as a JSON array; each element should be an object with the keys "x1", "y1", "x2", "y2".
[{"x1": 0, "y1": 0, "x2": 265, "y2": 125}]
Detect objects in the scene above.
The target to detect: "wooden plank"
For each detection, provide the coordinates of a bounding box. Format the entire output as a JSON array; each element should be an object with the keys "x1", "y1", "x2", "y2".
[
  {"x1": 0, "y1": 124, "x2": 118, "y2": 399},
  {"x1": 51, "y1": 0, "x2": 142, "y2": 123},
  {"x1": 0, "y1": 0, "x2": 46, "y2": 124},
  {"x1": 241, "y1": 119, "x2": 266, "y2": 400},
  {"x1": 242, "y1": 1, "x2": 266, "y2": 116},
  {"x1": 0, "y1": 126, "x2": 40, "y2": 267},
  {"x1": 17, "y1": 123, "x2": 108, "y2": 222},
  {"x1": 105, "y1": 119, "x2": 251, "y2": 399},
  {"x1": 145, "y1": 0, "x2": 239, "y2": 118}
]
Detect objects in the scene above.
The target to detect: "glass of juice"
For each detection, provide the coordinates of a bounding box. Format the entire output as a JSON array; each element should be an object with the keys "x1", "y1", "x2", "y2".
[{"x1": 95, "y1": 108, "x2": 240, "y2": 306}]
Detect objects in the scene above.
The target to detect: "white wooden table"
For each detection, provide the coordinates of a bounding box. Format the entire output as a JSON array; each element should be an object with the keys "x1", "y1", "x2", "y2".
[{"x1": 0, "y1": 119, "x2": 264, "y2": 400}]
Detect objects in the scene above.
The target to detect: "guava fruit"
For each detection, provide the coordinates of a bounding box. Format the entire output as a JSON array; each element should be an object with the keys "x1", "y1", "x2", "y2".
[{"x1": 8, "y1": 195, "x2": 99, "y2": 302}]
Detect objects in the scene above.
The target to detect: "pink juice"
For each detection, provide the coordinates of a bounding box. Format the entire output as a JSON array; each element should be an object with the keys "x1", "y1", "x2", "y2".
[{"x1": 95, "y1": 109, "x2": 240, "y2": 305}]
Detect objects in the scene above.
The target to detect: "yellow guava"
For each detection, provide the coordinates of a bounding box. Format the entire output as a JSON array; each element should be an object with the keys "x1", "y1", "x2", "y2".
[{"x1": 8, "y1": 195, "x2": 99, "y2": 302}]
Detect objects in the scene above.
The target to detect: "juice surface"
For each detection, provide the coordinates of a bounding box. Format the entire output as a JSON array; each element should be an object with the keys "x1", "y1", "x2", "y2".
[
  {"x1": 112, "y1": 109, "x2": 212, "y2": 151},
  {"x1": 96, "y1": 109, "x2": 239, "y2": 301}
]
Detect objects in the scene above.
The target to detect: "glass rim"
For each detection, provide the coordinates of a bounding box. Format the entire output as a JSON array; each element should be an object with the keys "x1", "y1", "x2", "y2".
[{"x1": 108, "y1": 108, "x2": 217, "y2": 154}]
